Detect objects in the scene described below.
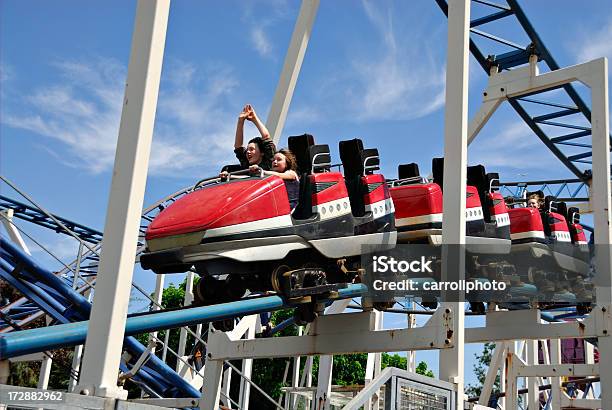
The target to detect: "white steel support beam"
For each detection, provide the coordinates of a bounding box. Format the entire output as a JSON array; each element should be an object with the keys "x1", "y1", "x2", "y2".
[
  {"x1": 1, "y1": 210, "x2": 30, "y2": 253},
  {"x1": 526, "y1": 340, "x2": 538, "y2": 409},
  {"x1": 287, "y1": 326, "x2": 303, "y2": 410},
  {"x1": 177, "y1": 271, "x2": 195, "y2": 374},
  {"x1": 467, "y1": 308, "x2": 610, "y2": 342},
  {"x1": 220, "y1": 367, "x2": 232, "y2": 409},
  {"x1": 587, "y1": 57, "x2": 612, "y2": 410},
  {"x1": 77, "y1": 0, "x2": 169, "y2": 398},
  {"x1": 266, "y1": 0, "x2": 319, "y2": 144},
  {"x1": 364, "y1": 310, "x2": 383, "y2": 410},
  {"x1": 206, "y1": 309, "x2": 453, "y2": 361},
  {"x1": 37, "y1": 318, "x2": 53, "y2": 391},
  {"x1": 468, "y1": 98, "x2": 501, "y2": 145},
  {"x1": 549, "y1": 339, "x2": 562, "y2": 410},
  {"x1": 200, "y1": 359, "x2": 224, "y2": 410},
  {"x1": 440, "y1": 1, "x2": 469, "y2": 408},
  {"x1": 238, "y1": 319, "x2": 256, "y2": 410},
  {"x1": 478, "y1": 342, "x2": 506, "y2": 406},
  {"x1": 148, "y1": 274, "x2": 165, "y2": 356},
  {"x1": 314, "y1": 299, "x2": 350, "y2": 410}
]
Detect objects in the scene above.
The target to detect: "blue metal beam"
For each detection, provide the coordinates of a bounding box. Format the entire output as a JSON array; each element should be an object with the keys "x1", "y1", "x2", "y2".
[
  {"x1": 551, "y1": 130, "x2": 592, "y2": 143},
  {"x1": 0, "y1": 196, "x2": 103, "y2": 243},
  {"x1": 470, "y1": 9, "x2": 513, "y2": 28},
  {"x1": 0, "y1": 284, "x2": 367, "y2": 359},
  {"x1": 532, "y1": 108, "x2": 581, "y2": 123}
]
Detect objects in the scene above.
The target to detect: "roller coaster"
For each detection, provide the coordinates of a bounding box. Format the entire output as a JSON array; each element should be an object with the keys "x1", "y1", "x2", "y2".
[{"x1": 1, "y1": 1, "x2": 611, "y2": 409}]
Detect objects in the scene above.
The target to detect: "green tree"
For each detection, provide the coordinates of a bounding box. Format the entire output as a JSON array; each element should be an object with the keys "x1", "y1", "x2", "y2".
[
  {"x1": 465, "y1": 342, "x2": 499, "y2": 400},
  {"x1": 415, "y1": 361, "x2": 435, "y2": 377}
]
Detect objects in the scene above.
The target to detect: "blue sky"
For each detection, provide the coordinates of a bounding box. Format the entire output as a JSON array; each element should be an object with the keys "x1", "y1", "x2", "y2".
[{"x1": 2, "y1": 0, "x2": 611, "y2": 389}]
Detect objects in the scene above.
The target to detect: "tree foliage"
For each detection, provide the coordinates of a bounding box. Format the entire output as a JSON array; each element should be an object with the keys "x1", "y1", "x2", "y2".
[{"x1": 465, "y1": 342, "x2": 499, "y2": 400}]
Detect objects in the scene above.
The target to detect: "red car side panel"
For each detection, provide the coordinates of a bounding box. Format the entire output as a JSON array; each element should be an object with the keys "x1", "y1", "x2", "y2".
[
  {"x1": 466, "y1": 186, "x2": 481, "y2": 209},
  {"x1": 362, "y1": 174, "x2": 387, "y2": 205},
  {"x1": 572, "y1": 224, "x2": 587, "y2": 242},
  {"x1": 146, "y1": 177, "x2": 290, "y2": 239},
  {"x1": 488, "y1": 192, "x2": 508, "y2": 216},
  {"x1": 311, "y1": 172, "x2": 349, "y2": 205},
  {"x1": 390, "y1": 183, "x2": 443, "y2": 219},
  {"x1": 549, "y1": 211, "x2": 570, "y2": 232},
  {"x1": 509, "y1": 207, "x2": 544, "y2": 234}
]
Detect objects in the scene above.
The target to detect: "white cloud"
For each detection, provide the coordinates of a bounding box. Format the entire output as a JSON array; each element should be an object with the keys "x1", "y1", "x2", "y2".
[
  {"x1": 29, "y1": 234, "x2": 80, "y2": 263},
  {"x1": 348, "y1": 0, "x2": 446, "y2": 121},
  {"x1": 3, "y1": 57, "x2": 241, "y2": 176},
  {"x1": 251, "y1": 27, "x2": 273, "y2": 58},
  {"x1": 469, "y1": 121, "x2": 559, "y2": 173},
  {"x1": 0, "y1": 63, "x2": 12, "y2": 84},
  {"x1": 575, "y1": 21, "x2": 612, "y2": 63}
]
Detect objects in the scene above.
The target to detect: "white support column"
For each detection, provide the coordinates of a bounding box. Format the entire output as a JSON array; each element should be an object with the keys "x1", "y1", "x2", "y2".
[
  {"x1": 76, "y1": 0, "x2": 169, "y2": 398},
  {"x1": 478, "y1": 342, "x2": 506, "y2": 406},
  {"x1": 505, "y1": 353, "x2": 518, "y2": 410},
  {"x1": 439, "y1": 1, "x2": 469, "y2": 409},
  {"x1": 177, "y1": 271, "x2": 195, "y2": 374},
  {"x1": 288, "y1": 326, "x2": 303, "y2": 410},
  {"x1": 299, "y1": 352, "x2": 314, "y2": 408},
  {"x1": 200, "y1": 358, "x2": 224, "y2": 410},
  {"x1": 364, "y1": 310, "x2": 383, "y2": 410},
  {"x1": 498, "y1": 340, "x2": 515, "y2": 410},
  {"x1": 406, "y1": 300, "x2": 417, "y2": 372},
  {"x1": 1, "y1": 209, "x2": 30, "y2": 252},
  {"x1": 314, "y1": 299, "x2": 351, "y2": 410},
  {"x1": 238, "y1": 320, "x2": 256, "y2": 410},
  {"x1": 587, "y1": 57, "x2": 612, "y2": 410},
  {"x1": 266, "y1": 0, "x2": 319, "y2": 144},
  {"x1": 221, "y1": 367, "x2": 233, "y2": 409},
  {"x1": 526, "y1": 340, "x2": 539, "y2": 409},
  {"x1": 149, "y1": 273, "x2": 165, "y2": 356},
  {"x1": 550, "y1": 339, "x2": 562, "y2": 410},
  {"x1": 68, "y1": 289, "x2": 92, "y2": 393}
]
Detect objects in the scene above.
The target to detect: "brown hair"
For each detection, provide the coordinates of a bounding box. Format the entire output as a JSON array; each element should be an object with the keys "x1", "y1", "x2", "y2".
[
  {"x1": 528, "y1": 193, "x2": 544, "y2": 207},
  {"x1": 277, "y1": 149, "x2": 297, "y2": 172}
]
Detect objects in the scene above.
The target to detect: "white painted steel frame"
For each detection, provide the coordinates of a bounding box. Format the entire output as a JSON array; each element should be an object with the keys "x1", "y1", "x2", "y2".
[
  {"x1": 265, "y1": 0, "x2": 320, "y2": 145},
  {"x1": 199, "y1": 309, "x2": 454, "y2": 409},
  {"x1": 77, "y1": 0, "x2": 170, "y2": 399},
  {"x1": 439, "y1": 1, "x2": 470, "y2": 408},
  {"x1": 468, "y1": 55, "x2": 612, "y2": 409}
]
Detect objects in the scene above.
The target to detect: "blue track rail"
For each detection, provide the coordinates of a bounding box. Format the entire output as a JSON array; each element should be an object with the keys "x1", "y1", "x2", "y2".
[
  {"x1": 0, "y1": 237, "x2": 202, "y2": 398},
  {"x1": 434, "y1": 0, "x2": 610, "y2": 179},
  {"x1": 0, "y1": 195, "x2": 103, "y2": 243}
]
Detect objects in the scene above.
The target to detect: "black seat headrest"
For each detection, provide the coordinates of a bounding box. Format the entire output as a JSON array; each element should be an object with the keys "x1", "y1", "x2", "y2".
[
  {"x1": 288, "y1": 134, "x2": 315, "y2": 175},
  {"x1": 487, "y1": 172, "x2": 500, "y2": 192},
  {"x1": 467, "y1": 165, "x2": 488, "y2": 191},
  {"x1": 544, "y1": 195, "x2": 557, "y2": 213},
  {"x1": 432, "y1": 157, "x2": 444, "y2": 189},
  {"x1": 339, "y1": 138, "x2": 364, "y2": 178},
  {"x1": 361, "y1": 148, "x2": 380, "y2": 174},
  {"x1": 556, "y1": 201, "x2": 568, "y2": 219},
  {"x1": 309, "y1": 144, "x2": 331, "y2": 173},
  {"x1": 568, "y1": 206, "x2": 580, "y2": 224},
  {"x1": 398, "y1": 163, "x2": 420, "y2": 179}
]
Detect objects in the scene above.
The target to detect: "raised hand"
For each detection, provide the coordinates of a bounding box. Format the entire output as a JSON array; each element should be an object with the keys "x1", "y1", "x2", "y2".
[
  {"x1": 245, "y1": 104, "x2": 256, "y2": 121},
  {"x1": 238, "y1": 105, "x2": 251, "y2": 121}
]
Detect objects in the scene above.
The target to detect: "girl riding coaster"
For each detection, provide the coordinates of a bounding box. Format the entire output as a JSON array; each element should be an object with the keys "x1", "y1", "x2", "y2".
[{"x1": 140, "y1": 108, "x2": 397, "y2": 319}]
